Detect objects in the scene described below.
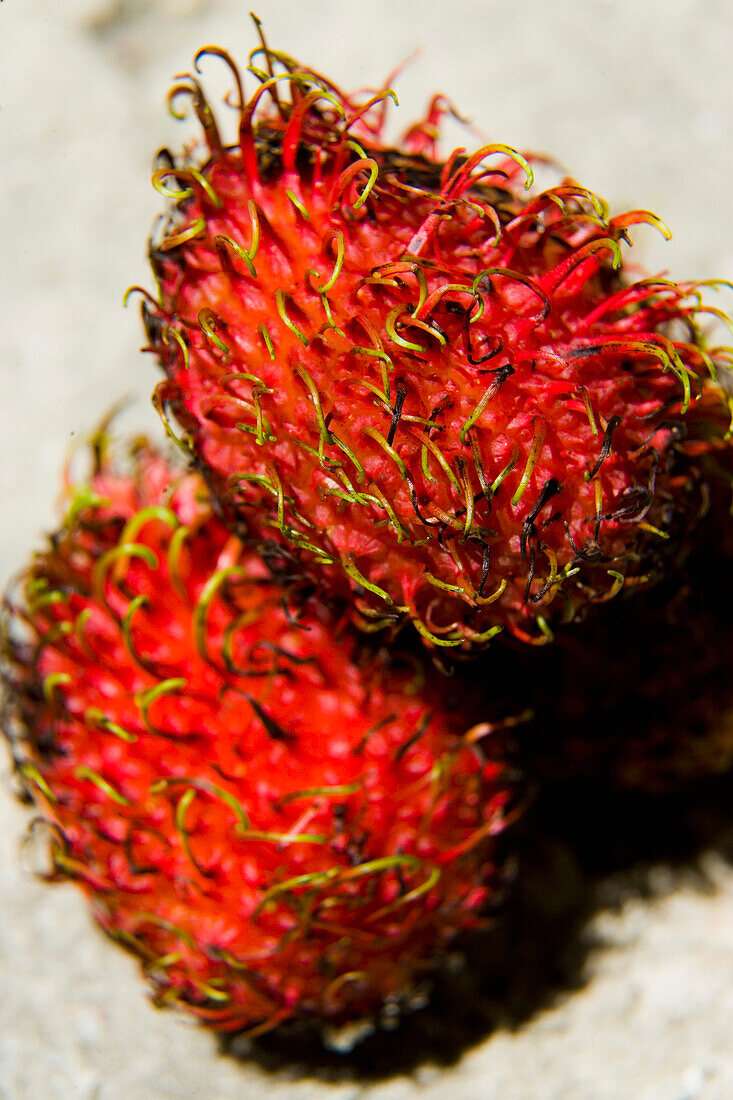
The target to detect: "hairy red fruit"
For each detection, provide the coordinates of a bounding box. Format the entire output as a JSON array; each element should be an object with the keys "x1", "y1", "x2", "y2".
[
  {"x1": 1, "y1": 439, "x2": 514, "y2": 1035},
  {"x1": 139, "y1": 40, "x2": 733, "y2": 651}
]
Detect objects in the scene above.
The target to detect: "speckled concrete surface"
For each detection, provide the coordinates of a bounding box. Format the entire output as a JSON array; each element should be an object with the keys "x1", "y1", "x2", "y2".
[{"x1": 1, "y1": 2, "x2": 733, "y2": 1097}]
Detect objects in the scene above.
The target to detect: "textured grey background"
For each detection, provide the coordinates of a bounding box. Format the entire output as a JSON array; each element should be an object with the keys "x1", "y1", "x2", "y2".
[{"x1": 1, "y1": 2, "x2": 733, "y2": 1097}]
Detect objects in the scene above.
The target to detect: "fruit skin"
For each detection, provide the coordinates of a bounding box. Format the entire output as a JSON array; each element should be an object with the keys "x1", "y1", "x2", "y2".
[
  {"x1": 0, "y1": 437, "x2": 514, "y2": 1035},
  {"x1": 140, "y1": 40, "x2": 733, "y2": 652}
]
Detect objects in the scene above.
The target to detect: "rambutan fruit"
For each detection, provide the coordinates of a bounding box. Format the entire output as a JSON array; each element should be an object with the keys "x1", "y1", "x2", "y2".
[
  {"x1": 137, "y1": 32, "x2": 733, "y2": 652},
  {"x1": 0, "y1": 436, "x2": 515, "y2": 1036}
]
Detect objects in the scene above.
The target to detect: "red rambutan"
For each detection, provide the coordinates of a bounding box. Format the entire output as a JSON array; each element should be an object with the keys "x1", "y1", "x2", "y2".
[
  {"x1": 138, "y1": 31, "x2": 733, "y2": 652},
  {"x1": 1, "y1": 436, "x2": 515, "y2": 1035}
]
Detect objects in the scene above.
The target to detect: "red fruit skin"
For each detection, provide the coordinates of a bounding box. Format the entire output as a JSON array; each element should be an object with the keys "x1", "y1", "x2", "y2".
[
  {"x1": 1, "y1": 440, "x2": 514, "y2": 1035},
  {"x1": 141, "y1": 45, "x2": 732, "y2": 652}
]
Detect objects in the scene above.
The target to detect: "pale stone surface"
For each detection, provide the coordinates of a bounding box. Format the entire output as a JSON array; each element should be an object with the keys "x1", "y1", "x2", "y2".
[{"x1": 1, "y1": 2, "x2": 732, "y2": 1098}]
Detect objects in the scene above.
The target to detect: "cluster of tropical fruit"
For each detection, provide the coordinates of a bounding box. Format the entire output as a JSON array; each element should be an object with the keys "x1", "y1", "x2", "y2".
[{"x1": 3, "y1": 24, "x2": 732, "y2": 1042}]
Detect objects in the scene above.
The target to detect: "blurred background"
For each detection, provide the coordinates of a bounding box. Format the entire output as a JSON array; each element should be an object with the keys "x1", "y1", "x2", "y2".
[{"x1": 1, "y1": 2, "x2": 733, "y2": 1097}]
